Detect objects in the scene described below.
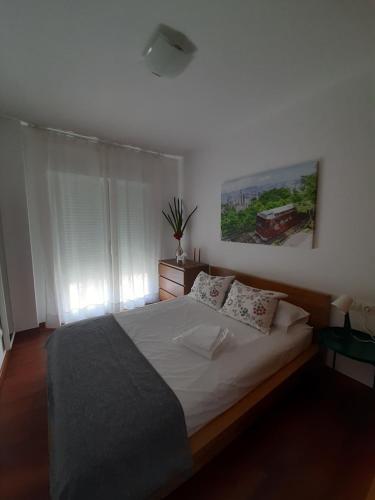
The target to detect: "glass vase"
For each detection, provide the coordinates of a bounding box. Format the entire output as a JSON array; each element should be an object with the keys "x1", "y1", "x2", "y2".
[{"x1": 176, "y1": 240, "x2": 184, "y2": 263}]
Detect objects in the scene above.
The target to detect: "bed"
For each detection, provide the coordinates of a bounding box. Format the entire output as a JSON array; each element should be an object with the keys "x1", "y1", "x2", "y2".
[
  {"x1": 115, "y1": 296, "x2": 313, "y2": 437},
  {"x1": 46, "y1": 266, "x2": 331, "y2": 499},
  {"x1": 186, "y1": 266, "x2": 331, "y2": 473}
]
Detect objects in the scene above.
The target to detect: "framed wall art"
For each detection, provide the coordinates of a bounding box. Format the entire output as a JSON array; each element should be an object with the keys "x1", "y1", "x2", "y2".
[{"x1": 221, "y1": 160, "x2": 319, "y2": 248}]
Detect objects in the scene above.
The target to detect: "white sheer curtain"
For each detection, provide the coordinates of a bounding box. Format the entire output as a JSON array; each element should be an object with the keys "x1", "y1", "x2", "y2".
[{"x1": 23, "y1": 127, "x2": 174, "y2": 326}]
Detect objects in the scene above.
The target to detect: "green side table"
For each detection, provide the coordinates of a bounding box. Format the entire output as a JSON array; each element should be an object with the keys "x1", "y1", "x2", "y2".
[{"x1": 319, "y1": 327, "x2": 375, "y2": 389}]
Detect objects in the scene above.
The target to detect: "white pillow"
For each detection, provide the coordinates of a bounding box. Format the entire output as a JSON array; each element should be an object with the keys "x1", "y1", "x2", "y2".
[
  {"x1": 189, "y1": 271, "x2": 235, "y2": 310},
  {"x1": 220, "y1": 280, "x2": 287, "y2": 334},
  {"x1": 273, "y1": 300, "x2": 310, "y2": 330}
]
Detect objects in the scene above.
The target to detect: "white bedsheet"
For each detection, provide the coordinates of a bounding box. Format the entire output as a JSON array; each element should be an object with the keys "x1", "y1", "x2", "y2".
[{"x1": 114, "y1": 296, "x2": 312, "y2": 435}]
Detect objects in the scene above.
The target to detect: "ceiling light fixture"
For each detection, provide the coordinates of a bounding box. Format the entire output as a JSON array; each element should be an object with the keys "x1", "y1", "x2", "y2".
[{"x1": 143, "y1": 24, "x2": 197, "y2": 78}]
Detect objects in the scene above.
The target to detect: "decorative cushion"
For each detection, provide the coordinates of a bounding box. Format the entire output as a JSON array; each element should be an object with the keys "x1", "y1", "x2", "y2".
[
  {"x1": 273, "y1": 300, "x2": 310, "y2": 331},
  {"x1": 220, "y1": 280, "x2": 287, "y2": 334},
  {"x1": 189, "y1": 272, "x2": 235, "y2": 310}
]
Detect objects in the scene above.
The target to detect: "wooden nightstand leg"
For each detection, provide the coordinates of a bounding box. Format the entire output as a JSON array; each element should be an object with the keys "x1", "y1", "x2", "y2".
[{"x1": 332, "y1": 351, "x2": 336, "y2": 370}]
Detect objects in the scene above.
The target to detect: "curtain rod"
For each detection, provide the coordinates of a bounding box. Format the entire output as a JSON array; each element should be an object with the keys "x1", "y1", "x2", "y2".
[{"x1": 0, "y1": 112, "x2": 182, "y2": 160}]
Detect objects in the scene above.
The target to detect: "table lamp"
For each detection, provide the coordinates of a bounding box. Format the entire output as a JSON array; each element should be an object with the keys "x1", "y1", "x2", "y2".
[{"x1": 332, "y1": 295, "x2": 353, "y2": 331}]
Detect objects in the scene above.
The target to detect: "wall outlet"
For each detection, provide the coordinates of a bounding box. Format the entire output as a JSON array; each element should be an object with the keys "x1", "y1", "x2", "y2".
[
  {"x1": 351, "y1": 301, "x2": 375, "y2": 313},
  {"x1": 362, "y1": 304, "x2": 374, "y2": 313}
]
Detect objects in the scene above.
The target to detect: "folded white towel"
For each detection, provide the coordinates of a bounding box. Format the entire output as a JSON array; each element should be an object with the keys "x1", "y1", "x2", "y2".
[{"x1": 174, "y1": 324, "x2": 231, "y2": 360}]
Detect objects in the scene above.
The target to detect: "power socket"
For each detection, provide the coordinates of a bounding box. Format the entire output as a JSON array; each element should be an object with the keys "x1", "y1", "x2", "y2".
[
  {"x1": 363, "y1": 305, "x2": 374, "y2": 314},
  {"x1": 352, "y1": 301, "x2": 374, "y2": 313}
]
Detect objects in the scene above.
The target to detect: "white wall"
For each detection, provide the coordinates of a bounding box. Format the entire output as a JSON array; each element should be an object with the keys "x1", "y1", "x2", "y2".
[
  {"x1": 0, "y1": 118, "x2": 38, "y2": 332},
  {"x1": 184, "y1": 72, "x2": 375, "y2": 387}
]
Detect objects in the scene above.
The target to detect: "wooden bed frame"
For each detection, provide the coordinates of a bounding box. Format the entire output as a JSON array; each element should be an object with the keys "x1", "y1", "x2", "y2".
[
  {"x1": 187, "y1": 266, "x2": 331, "y2": 474},
  {"x1": 49, "y1": 264, "x2": 331, "y2": 500}
]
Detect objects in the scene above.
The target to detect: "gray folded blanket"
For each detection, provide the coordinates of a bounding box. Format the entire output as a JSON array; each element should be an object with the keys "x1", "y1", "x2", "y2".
[{"x1": 46, "y1": 314, "x2": 192, "y2": 500}]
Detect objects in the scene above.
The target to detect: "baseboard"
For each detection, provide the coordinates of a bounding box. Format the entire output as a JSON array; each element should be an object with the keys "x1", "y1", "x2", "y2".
[
  {"x1": 16, "y1": 324, "x2": 42, "y2": 335},
  {"x1": 0, "y1": 350, "x2": 9, "y2": 389}
]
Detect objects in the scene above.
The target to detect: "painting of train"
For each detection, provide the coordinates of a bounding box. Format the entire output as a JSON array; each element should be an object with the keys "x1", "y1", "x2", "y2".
[{"x1": 221, "y1": 161, "x2": 319, "y2": 248}]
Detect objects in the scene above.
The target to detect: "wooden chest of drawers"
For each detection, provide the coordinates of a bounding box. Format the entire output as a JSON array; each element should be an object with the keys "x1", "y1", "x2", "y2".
[{"x1": 159, "y1": 259, "x2": 209, "y2": 301}]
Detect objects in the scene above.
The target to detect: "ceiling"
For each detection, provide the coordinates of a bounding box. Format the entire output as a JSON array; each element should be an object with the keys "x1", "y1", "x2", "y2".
[{"x1": 0, "y1": 0, "x2": 373, "y2": 155}]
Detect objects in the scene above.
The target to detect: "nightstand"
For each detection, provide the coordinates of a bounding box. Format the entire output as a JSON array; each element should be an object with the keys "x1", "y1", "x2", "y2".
[
  {"x1": 319, "y1": 327, "x2": 375, "y2": 388},
  {"x1": 159, "y1": 259, "x2": 209, "y2": 301}
]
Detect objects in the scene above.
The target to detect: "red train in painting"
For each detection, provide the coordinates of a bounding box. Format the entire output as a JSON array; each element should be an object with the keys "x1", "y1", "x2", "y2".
[{"x1": 255, "y1": 203, "x2": 301, "y2": 242}]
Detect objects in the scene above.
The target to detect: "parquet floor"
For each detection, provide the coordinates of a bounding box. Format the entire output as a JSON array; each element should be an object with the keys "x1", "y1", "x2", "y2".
[{"x1": 1, "y1": 328, "x2": 374, "y2": 500}]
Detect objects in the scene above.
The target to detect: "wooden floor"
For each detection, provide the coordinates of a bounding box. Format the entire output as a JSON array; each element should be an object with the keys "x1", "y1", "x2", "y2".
[{"x1": 1, "y1": 329, "x2": 375, "y2": 500}]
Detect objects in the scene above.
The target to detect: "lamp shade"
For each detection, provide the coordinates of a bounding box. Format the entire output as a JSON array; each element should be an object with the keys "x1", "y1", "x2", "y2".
[{"x1": 332, "y1": 294, "x2": 353, "y2": 314}]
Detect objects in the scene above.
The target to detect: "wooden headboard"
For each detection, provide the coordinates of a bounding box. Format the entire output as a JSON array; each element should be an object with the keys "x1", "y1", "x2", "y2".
[{"x1": 210, "y1": 266, "x2": 331, "y2": 330}]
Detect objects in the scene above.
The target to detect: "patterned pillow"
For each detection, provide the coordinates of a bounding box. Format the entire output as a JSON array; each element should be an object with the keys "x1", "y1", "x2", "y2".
[
  {"x1": 189, "y1": 272, "x2": 235, "y2": 310},
  {"x1": 220, "y1": 280, "x2": 287, "y2": 334}
]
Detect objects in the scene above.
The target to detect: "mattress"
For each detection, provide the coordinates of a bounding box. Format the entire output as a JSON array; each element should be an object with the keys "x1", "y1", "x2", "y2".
[{"x1": 114, "y1": 296, "x2": 312, "y2": 435}]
